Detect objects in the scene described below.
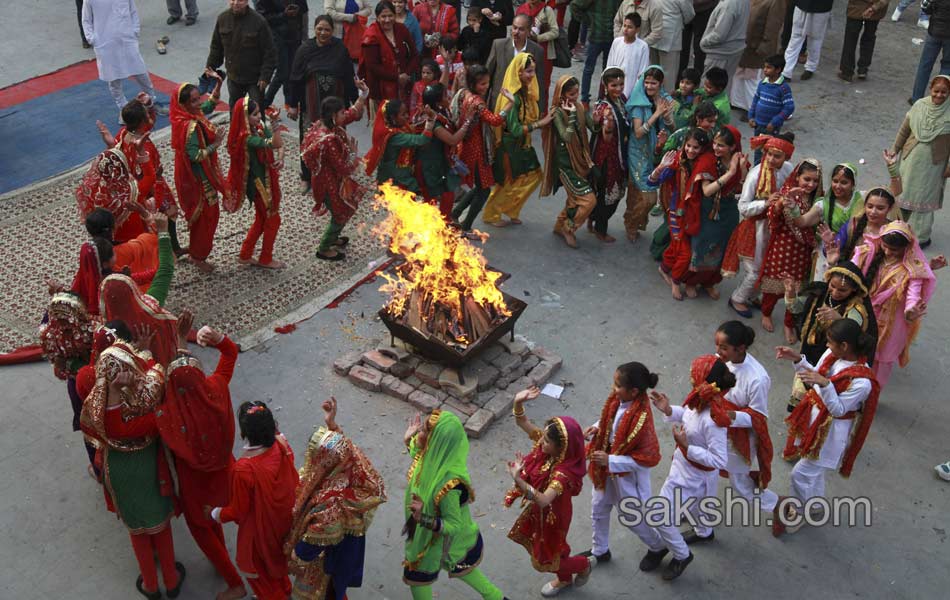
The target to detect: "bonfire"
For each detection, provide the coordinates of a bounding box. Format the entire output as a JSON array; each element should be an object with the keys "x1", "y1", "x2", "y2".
[{"x1": 373, "y1": 183, "x2": 510, "y2": 349}]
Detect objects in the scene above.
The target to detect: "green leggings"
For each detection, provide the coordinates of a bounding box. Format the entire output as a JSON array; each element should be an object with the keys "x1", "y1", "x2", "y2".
[
  {"x1": 409, "y1": 568, "x2": 503, "y2": 600},
  {"x1": 318, "y1": 196, "x2": 346, "y2": 253}
]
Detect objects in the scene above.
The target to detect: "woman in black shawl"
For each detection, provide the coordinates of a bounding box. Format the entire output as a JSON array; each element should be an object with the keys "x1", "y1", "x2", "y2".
[
  {"x1": 783, "y1": 260, "x2": 879, "y2": 412},
  {"x1": 287, "y1": 15, "x2": 357, "y2": 187}
]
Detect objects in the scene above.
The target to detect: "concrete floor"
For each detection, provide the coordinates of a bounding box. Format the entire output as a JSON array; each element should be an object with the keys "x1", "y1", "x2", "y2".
[{"x1": 2, "y1": 2, "x2": 949, "y2": 599}]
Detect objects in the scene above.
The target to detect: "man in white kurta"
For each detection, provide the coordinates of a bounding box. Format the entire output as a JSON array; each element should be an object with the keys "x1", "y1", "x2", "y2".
[
  {"x1": 606, "y1": 14, "x2": 651, "y2": 98},
  {"x1": 729, "y1": 159, "x2": 794, "y2": 311},
  {"x1": 82, "y1": 0, "x2": 160, "y2": 117}
]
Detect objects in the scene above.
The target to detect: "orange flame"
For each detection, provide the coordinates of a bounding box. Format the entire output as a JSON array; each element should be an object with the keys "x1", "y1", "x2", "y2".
[{"x1": 373, "y1": 183, "x2": 509, "y2": 344}]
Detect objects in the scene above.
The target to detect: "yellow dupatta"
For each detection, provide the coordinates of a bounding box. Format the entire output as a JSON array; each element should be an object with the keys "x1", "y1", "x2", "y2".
[{"x1": 492, "y1": 52, "x2": 540, "y2": 145}]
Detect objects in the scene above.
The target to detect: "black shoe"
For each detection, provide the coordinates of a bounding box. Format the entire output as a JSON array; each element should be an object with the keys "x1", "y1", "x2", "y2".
[
  {"x1": 837, "y1": 70, "x2": 853, "y2": 83},
  {"x1": 166, "y1": 16, "x2": 180, "y2": 25},
  {"x1": 683, "y1": 530, "x2": 715, "y2": 545},
  {"x1": 639, "y1": 548, "x2": 669, "y2": 572},
  {"x1": 135, "y1": 576, "x2": 161, "y2": 600},
  {"x1": 166, "y1": 562, "x2": 186, "y2": 598},
  {"x1": 82, "y1": 40, "x2": 91, "y2": 49},
  {"x1": 579, "y1": 548, "x2": 611, "y2": 564},
  {"x1": 661, "y1": 552, "x2": 693, "y2": 581},
  {"x1": 920, "y1": 238, "x2": 932, "y2": 249},
  {"x1": 857, "y1": 70, "x2": 867, "y2": 80},
  {"x1": 801, "y1": 70, "x2": 814, "y2": 80},
  {"x1": 185, "y1": 16, "x2": 197, "y2": 25}
]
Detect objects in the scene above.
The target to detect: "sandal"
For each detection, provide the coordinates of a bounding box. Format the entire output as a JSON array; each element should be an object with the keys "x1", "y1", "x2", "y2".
[
  {"x1": 166, "y1": 562, "x2": 186, "y2": 598},
  {"x1": 136, "y1": 576, "x2": 161, "y2": 600},
  {"x1": 156, "y1": 39, "x2": 167, "y2": 55},
  {"x1": 331, "y1": 236, "x2": 350, "y2": 248},
  {"x1": 316, "y1": 250, "x2": 346, "y2": 262}
]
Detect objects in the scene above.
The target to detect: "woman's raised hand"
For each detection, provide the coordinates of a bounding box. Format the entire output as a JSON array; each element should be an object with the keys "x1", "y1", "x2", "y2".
[
  {"x1": 649, "y1": 390, "x2": 671, "y2": 416},
  {"x1": 930, "y1": 254, "x2": 947, "y2": 271},
  {"x1": 817, "y1": 223, "x2": 835, "y2": 245},
  {"x1": 405, "y1": 413, "x2": 423, "y2": 441},
  {"x1": 882, "y1": 148, "x2": 898, "y2": 167},
  {"x1": 514, "y1": 385, "x2": 541, "y2": 404},
  {"x1": 659, "y1": 149, "x2": 677, "y2": 169},
  {"x1": 775, "y1": 346, "x2": 800, "y2": 362},
  {"x1": 322, "y1": 396, "x2": 339, "y2": 429}
]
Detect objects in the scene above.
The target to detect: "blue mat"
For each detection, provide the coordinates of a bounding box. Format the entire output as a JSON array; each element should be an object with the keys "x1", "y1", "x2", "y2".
[{"x1": 0, "y1": 80, "x2": 170, "y2": 195}]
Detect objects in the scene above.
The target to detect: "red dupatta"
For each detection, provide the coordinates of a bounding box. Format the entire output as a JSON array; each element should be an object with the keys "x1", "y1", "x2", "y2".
[
  {"x1": 668, "y1": 149, "x2": 718, "y2": 240},
  {"x1": 587, "y1": 393, "x2": 661, "y2": 490},
  {"x1": 360, "y1": 22, "x2": 413, "y2": 101},
  {"x1": 99, "y1": 274, "x2": 178, "y2": 366},
  {"x1": 363, "y1": 100, "x2": 416, "y2": 176},
  {"x1": 170, "y1": 83, "x2": 228, "y2": 224},
  {"x1": 225, "y1": 96, "x2": 282, "y2": 214},
  {"x1": 505, "y1": 416, "x2": 586, "y2": 572},
  {"x1": 76, "y1": 149, "x2": 139, "y2": 231},
  {"x1": 721, "y1": 398, "x2": 773, "y2": 489},
  {"x1": 71, "y1": 241, "x2": 104, "y2": 316}
]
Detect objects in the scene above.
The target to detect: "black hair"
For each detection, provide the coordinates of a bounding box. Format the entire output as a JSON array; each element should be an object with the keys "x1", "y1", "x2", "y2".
[
  {"x1": 105, "y1": 319, "x2": 133, "y2": 342},
  {"x1": 422, "y1": 83, "x2": 446, "y2": 109},
  {"x1": 420, "y1": 58, "x2": 441, "y2": 79},
  {"x1": 705, "y1": 359, "x2": 737, "y2": 392},
  {"x1": 543, "y1": 419, "x2": 565, "y2": 451},
  {"x1": 679, "y1": 67, "x2": 701, "y2": 86},
  {"x1": 602, "y1": 67, "x2": 625, "y2": 85},
  {"x1": 94, "y1": 237, "x2": 114, "y2": 267},
  {"x1": 705, "y1": 67, "x2": 728, "y2": 91},
  {"x1": 465, "y1": 64, "x2": 489, "y2": 93},
  {"x1": 238, "y1": 401, "x2": 277, "y2": 447},
  {"x1": 624, "y1": 12, "x2": 642, "y2": 28},
  {"x1": 246, "y1": 98, "x2": 258, "y2": 115},
  {"x1": 560, "y1": 77, "x2": 579, "y2": 96},
  {"x1": 683, "y1": 127, "x2": 710, "y2": 150},
  {"x1": 461, "y1": 46, "x2": 480, "y2": 65},
  {"x1": 375, "y1": 0, "x2": 395, "y2": 17},
  {"x1": 714, "y1": 126, "x2": 738, "y2": 149},
  {"x1": 177, "y1": 83, "x2": 198, "y2": 104},
  {"x1": 865, "y1": 231, "x2": 911, "y2": 285},
  {"x1": 85, "y1": 207, "x2": 115, "y2": 238},
  {"x1": 794, "y1": 160, "x2": 822, "y2": 203},
  {"x1": 824, "y1": 164, "x2": 857, "y2": 225},
  {"x1": 616, "y1": 362, "x2": 659, "y2": 391},
  {"x1": 320, "y1": 96, "x2": 346, "y2": 128},
  {"x1": 717, "y1": 321, "x2": 755, "y2": 348},
  {"x1": 383, "y1": 98, "x2": 405, "y2": 126},
  {"x1": 466, "y1": 6, "x2": 482, "y2": 20},
  {"x1": 691, "y1": 100, "x2": 719, "y2": 125},
  {"x1": 439, "y1": 35, "x2": 458, "y2": 53},
  {"x1": 827, "y1": 319, "x2": 876, "y2": 359},
  {"x1": 776, "y1": 131, "x2": 795, "y2": 144},
  {"x1": 121, "y1": 100, "x2": 148, "y2": 131},
  {"x1": 840, "y1": 188, "x2": 896, "y2": 261},
  {"x1": 764, "y1": 54, "x2": 786, "y2": 71},
  {"x1": 314, "y1": 14, "x2": 334, "y2": 28},
  {"x1": 643, "y1": 66, "x2": 665, "y2": 84}
]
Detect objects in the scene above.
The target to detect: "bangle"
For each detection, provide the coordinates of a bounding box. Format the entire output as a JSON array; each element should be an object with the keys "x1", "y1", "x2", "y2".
[{"x1": 512, "y1": 405, "x2": 525, "y2": 417}]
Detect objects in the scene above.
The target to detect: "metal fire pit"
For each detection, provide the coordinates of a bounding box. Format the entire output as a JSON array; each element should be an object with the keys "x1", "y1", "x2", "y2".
[{"x1": 378, "y1": 291, "x2": 527, "y2": 369}]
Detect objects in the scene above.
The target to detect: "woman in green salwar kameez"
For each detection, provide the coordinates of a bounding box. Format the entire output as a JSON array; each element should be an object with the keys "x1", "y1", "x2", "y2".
[{"x1": 402, "y1": 410, "x2": 508, "y2": 600}]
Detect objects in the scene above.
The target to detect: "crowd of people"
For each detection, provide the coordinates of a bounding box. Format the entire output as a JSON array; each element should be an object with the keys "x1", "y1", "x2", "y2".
[{"x1": 37, "y1": 0, "x2": 950, "y2": 598}]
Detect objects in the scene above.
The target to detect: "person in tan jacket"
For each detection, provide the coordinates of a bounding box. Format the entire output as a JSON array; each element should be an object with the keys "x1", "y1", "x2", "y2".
[
  {"x1": 838, "y1": 0, "x2": 890, "y2": 81},
  {"x1": 730, "y1": 0, "x2": 787, "y2": 111}
]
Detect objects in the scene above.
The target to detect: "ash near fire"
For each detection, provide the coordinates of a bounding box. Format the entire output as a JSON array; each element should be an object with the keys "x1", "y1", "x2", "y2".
[{"x1": 373, "y1": 183, "x2": 511, "y2": 350}]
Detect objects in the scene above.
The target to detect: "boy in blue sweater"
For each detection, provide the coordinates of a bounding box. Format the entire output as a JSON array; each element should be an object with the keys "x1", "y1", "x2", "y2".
[{"x1": 748, "y1": 54, "x2": 795, "y2": 164}]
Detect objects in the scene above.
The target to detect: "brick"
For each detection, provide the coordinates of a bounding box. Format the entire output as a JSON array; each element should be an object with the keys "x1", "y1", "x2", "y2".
[
  {"x1": 333, "y1": 352, "x2": 361, "y2": 376},
  {"x1": 439, "y1": 368, "x2": 478, "y2": 400},
  {"x1": 473, "y1": 391, "x2": 495, "y2": 408},
  {"x1": 531, "y1": 347, "x2": 563, "y2": 370},
  {"x1": 494, "y1": 374, "x2": 511, "y2": 390},
  {"x1": 528, "y1": 360, "x2": 561, "y2": 386},
  {"x1": 485, "y1": 392, "x2": 514, "y2": 419},
  {"x1": 390, "y1": 361, "x2": 415, "y2": 379},
  {"x1": 498, "y1": 337, "x2": 530, "y2": 357},
  {"x1": 508, "y1": 376, "x2": 535, "y2": 395},
  {"x1": 377, "y1": 345, "x2": 411, "y2": 361},
  {"x1": 444, "y1": 397, "x2": 478, "y2": 417},
  {"x1": 464, "y1": 409, "x2": 494, "y2": 438},
  {"x1": 479, "y1": 343, "x2": 505, "y2": 364},
  {"x1": 407, "y1": 390, "x2": 441, "y2": 412},
  {"x1": 490, "y1": 352, "x2": 522, "y2": 375},
  {"x1": 419, "y1": 383, "x2": 449, "y2": 403},
  {"x1": 348, "y1": 365, "x2": 383, "y2": 391},
  {"x1": 464, "y1": 360, "x2": 500, "y2": 391},
  {"x1": 404, "y1": 375, "x2": 423, "y2": 388},
  {"x1": 362, "y1": 350, "x2": 397, "y2": 373},
  {"x1": 382, "y1": 376, "x2": 415, "y2": 401},
  {"x1": 415, "y1": 362, "x2": 444, "y2": 387},
  {"x1": 521, "y1": 354, "x2": 541, "y2": 373}
]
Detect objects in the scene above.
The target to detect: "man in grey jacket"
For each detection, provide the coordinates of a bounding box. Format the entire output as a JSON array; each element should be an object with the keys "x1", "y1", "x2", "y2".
[{"x1": 700, "y1": 0, "x2": 750, "y2": 96}]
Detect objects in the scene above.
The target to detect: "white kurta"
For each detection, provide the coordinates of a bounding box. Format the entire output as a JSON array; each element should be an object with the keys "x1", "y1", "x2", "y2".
[
  {"x1": 82, "y1": 0, "x2": 148, "y2": 81},
  {"x1": 793, "y1": 350, "x2": 872, "y2": 469},
  {"x1": 606, "y1": 37, "x2": 651, "y2": 98},
  {"x1": 738, "y1": 161, "x2": 795, "y2": 266},
  {"x1": 723, "y1": 353, "x2": 771, "y2": 473}
]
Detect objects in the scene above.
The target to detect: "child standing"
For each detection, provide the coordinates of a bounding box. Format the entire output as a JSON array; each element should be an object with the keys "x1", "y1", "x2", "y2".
[
  {"x1": 748, "y1": 54, "x2": 795, "y2": 164},
  {"x1": 606, "y1": 12, "x2": 651, "y2": 99},
  {"x1": 227, "y1": 97, "x2": 286, "y2": 269},
  {"x1": 435, "y1": 35, "x2": 466, "y2": 88},
  {"x1": 698, "y1": 67, "x2": 731, "y2": 126},
  {"x1": 583, "y1": 363, "x2": 664, "y2": 574},
  {"x1": 460, "y1": 7, "x2": 493, "y2": 63},
  {"x1": 542, "y1": 75, "x2": 599, "y2": 248},
  {"x1": 411, "y1": 59, "x2": 449, "y2": 119},
  {"x1": 589, "y1": 68, "x2": 631, "y2": 242},
  {"x1": 415, "y1": 83, "x2": 472, "y2": 218},
  {"x1": 670, "y1": 68, "x2": 702, "y2": 131}
]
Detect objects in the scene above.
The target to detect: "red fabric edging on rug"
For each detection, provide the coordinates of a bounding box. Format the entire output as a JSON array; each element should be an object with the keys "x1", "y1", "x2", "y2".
[{"x1": 0, "y1": 345, "x2": 44, "y2": 365}]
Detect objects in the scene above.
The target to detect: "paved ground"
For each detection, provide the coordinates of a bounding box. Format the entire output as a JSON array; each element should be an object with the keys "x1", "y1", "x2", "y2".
[{"x1": 2, "y1": 2, "x2": 949, "y2": 600}]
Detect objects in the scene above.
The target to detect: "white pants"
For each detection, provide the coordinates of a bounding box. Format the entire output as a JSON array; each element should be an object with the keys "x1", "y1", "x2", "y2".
[
  {"x1": 730, "y1": 256, "x2": 762, "y2": 305},
  {"x1": 730, "y1": 68, "x2": 760, "y2": 111},
  {"x1": 108, "y1": 73, "x2": 157, "y2": 110},
  {"x1": 782, "y1": 8, "x2": 832, "y2": 76},
  {"x1": 705, "y1": 50, "x2": 743, "y2": 98},
  {"x1": 790, "y1": 458, "x2": 830, "y2": 502},
  {"x1": 591, "y1": 487, "x2": 665, "y2": 556},
  {"x1": 729, "y1": 471, "x2": 779, "y2": 512},
  {"x1": 651, "y1": 476, "x2": 714, "y2": 560}
]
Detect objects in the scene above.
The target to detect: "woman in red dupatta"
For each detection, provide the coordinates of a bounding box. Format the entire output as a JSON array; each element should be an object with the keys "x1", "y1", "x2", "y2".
[
  {"x1": 505, "y1": 386, "x2": 591, "y2": 597},
  {"x1": 226, "y1": 96, "x2": 286, "y2": 268},
  {"x1": 76, "y1": 148, "x2": 146, "y2": 243},
  {"x1": 413, "y1": 0, "x2": 459, "y2": 58},
  {"x1": 170, "y1": 81, "x2": 228, "y2": 271},
  {"x1": 99, "y1": 273, "x2": 178, "y2": 366},
  {"x1": 360, "y1": 2, "x2": 419, "y2": 105},
  {"x1": 648, "y1": 128, "x2": 718, "y2": 300}
]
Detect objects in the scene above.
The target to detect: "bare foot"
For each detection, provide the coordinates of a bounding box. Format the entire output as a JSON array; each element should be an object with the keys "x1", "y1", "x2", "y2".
[
  {"x1": 762, "y1": 315, "x2": 775, "y2": 332},
  {"x1": 561, "y1": 229, "x2": 578, "y2": 248},
  {"x1": 238, "y1": 257, "x2": 258, "y2": 266},
  {"x1": 485, "y1": 219, "x2": 510, "y2": 227},
  {"x1": 732, "y1": 300, "x2": 750, "y2": 312},
  {"x1": 587, "y1": 220, "x2": 595, "y2": 233},
  {"x1": 784, "y1": 324, "x2": 799, "y2": 345},
  {"x1": 684, "y1": 285, "x2": 698, "y2": 299},
  {"x1": 671, "y1": 283, "x2": 683, "y2": 301},
  {"x1": 192, "y1": 258, "x2": 215, "y2": 273},
  {"x1": 255, "y1": 259, "x2": 286, "y2": 270},
  {"x1": 704, "y1": 286, "x2": 720, "y2": 300},
  {"x1": 509, "y1": 218, "x2": 523, "y2": 225},
  {"x1": 658, "y1": 265, "x2": 673, "y2": 286},
  {"x1": 216, "y1": 585, "x2": 248, "y2": 600},
  {"x1": 627, "y1": 231, "x2": 640, "y2": 242},
  {"x1": 594, "y1": 232, "x2": 616, "y2": 243}
]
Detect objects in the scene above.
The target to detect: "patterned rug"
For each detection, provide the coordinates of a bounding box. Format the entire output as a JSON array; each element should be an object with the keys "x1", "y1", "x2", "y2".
[{"x1": 0, "y1": 124, "x2": 386, "y2": 354}]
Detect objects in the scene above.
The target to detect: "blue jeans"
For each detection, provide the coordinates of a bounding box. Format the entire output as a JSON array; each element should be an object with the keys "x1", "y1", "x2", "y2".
[
  {"x1": 912, "y1": 34, "x2": 950, "y2": 102},
  {"x1": 897, "y1": 0, "x2": 916, "y2": 9},
  {"x1": 581, "y1": 40, "x2": 612, "y2": 102}
]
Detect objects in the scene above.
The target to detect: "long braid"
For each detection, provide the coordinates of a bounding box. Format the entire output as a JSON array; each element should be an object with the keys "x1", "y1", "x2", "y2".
[
  {"x1": 842, "y1": 213, "x2": 869, "y2": 260},
  {"x1": 864, "y1": 247, "x2": 886, "y2": 288}
]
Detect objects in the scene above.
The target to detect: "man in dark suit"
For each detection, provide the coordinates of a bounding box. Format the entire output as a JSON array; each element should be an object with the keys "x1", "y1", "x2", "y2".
[{"x1": 485, "y1": 13, "x2": 547, "y2": 109}]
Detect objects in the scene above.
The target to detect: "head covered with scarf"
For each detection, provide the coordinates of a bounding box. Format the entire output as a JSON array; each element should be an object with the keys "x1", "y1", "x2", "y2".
[
  {"x1": 492, "y1": 52, "x2": 540, "y2": 144},
  {"x1": 99, "y1": 273, "x2": 178, "y2": 366},
  {"x1": 225, "y1": 95, "x2": 282, "y2": 214},
  {"x1": 170, "y1": 82, "x2": 228, "y2": 222},
  {"x1": 684, "y1": 355, "x2": 733, "y2": 427},
  {"x1": 364, "y1": 99, "x2": 417, "y2": 176},
  {"x1": 75, "y1": 148, "x2": 139, "y2": 228},
  {"x1": 541, "y1": 75, "x2": 594, "y2": 197},
  {"x1": 504, "y1": 415, "x2": 586, "y2": 507}
]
